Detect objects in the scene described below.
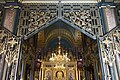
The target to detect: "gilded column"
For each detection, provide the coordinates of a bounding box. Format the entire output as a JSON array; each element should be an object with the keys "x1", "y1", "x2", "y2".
[
  {"x1": 79, "y1": 70, "x2": 81, "y2": 80},
  {"x1": 39, "y1": 68, "x2": 42, "y2": 80},
  {"x1": 2, "y1": 62, "x2": 7, "y2": 80},
  {"x1": 76, "y1": 63, "x2": 78, "y2": 80}
]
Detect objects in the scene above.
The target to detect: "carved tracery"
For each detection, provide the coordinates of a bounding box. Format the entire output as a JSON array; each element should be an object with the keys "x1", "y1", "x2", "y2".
[
  {"x1": 18, "y1": 3, "x2": 103, "y2": 39},
  {"x1": 63, "y1": 10, "x2": 92, "y2": 32},
  {"x1": 28, "y1": 10, "x2": 57, "y2": 32},
  {"x1": 99, "y1": 26, "x2": 120, "y2": 79},
  {"x1": 0, "y1": 28, "x2": 20, "y2": 80},
  {"x1": 18, "y1": 4, "x2": 58, "y2": 36},
  {"x1": 0, "y1": 30, "x2": 7, "y2": 55},
  {"x1": 100, "y1": 27, "x2": 120, "y2": 66},
  {"x1": 62, "y1": 3, "x2": 102, "y2": 36}
]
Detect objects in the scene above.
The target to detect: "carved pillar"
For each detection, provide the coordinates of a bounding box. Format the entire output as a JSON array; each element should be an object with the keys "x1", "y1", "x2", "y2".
[
  {"x1": 115, "y1": 53, "x2": 120, "y2": 79},
  {"x1": 14, "y1": 39, "x2": 22, "y2": 80},
  {"x1": 0, "y1": 29, "x2": 21, "y2": 80},
  {"x1": 2, "y1": 62, "x2": 7, "y2": 80},
  {"x1": 10, "y1": 63, "x2": 16, "y2": 80},
  {"x1": 76, "y1": 63, "x2": 78, "y2": 80},
  {"x1": 0, "y1": 30, "x2": 7, "y2": 80},
  {"x1": 113, "y1": 61, "x2": 119, "y2": 80},
  {"x1": 98, "y1": 25, "x2": 120, "y2": 80},
  {"x1": 39, "y1": 68, "x2": 42, "y2": 80},
  {"x1": 78, "y1": 70, "x2": 81, "y2": 80},
  {"x1": 0, "y1": 54, "x2": 6, "y2": 80},
  {"x1": 20, "y1": 54, "x2": 26, "y2": 80},
  {"x1": 41, "y1": 64, "x2": 44, "y2": 80},
  {"x1": 94, "y1": 61, "x2": 99, "y2": 80}
]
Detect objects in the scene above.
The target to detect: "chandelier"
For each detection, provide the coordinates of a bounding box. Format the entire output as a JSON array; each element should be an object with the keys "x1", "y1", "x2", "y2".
[{"x1": 49, "y1": 36, "x2": 70, "y2": 68}]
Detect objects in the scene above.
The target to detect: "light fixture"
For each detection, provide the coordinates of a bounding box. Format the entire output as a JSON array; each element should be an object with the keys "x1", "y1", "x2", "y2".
[{"x1": 49, "y1": 36, "x2": 70, "y2": 68}]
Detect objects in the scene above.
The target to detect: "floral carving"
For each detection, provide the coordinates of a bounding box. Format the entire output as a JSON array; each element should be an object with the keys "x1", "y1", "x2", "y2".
[
  {"x1": 100, "y1": 26, "x2": 120, "y2": 66},
  {"x1": 28, "y1": 10, "x2": 57, "y2": 32},
  {"x1": 0, "y1": 28, "x2": 20, "y2": 66},
  {"x1": 101, "y1": 37, "x2": 115, "y2": 66},
  {"x1": 0, "y1": 30, "x2": 7, "y2": 55},
  {"x1": 5, "y1": 37, "x2": 19, "y2": 67},
  {"x1": 63, "y1": 10, "x2": 92, "y2": 33},
  {"x1": 0, "y1": 28, "x2": 20, "y2": 80},
  {"x1": 99, "y1": 26, "x2": 120, "y2": 80}
]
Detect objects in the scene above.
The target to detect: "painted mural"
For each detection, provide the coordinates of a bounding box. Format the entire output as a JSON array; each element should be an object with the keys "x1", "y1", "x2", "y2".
[
  {"x1": 4, "y1": 8, "x2": 16, "y2": 32},
  {"x1": 104, "y1": 6, "x2": 116, "y2": 31}
]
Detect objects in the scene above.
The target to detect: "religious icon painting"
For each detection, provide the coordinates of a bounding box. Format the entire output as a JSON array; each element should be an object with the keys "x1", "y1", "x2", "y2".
[
  {"x1": 4, "y1": 8, "x2": 16, "y2": 32},
  {"x1": 68, "y1": 70, "x2": 75, "y2": 80},
  {"x1": 77, "y1": 61, "x2": 82, "y2": 70},
  {"x1": 45, "y1": 70, "x2": 52, "y2": 80}
]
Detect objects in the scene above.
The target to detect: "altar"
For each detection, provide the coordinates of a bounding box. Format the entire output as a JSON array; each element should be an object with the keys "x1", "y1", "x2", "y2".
[
  {"x1": 40, "y1": 61, "x2": 77, "y2": 80},
  {"x1": 38, "y1": 37, "x2": 78, "y2": 80}
]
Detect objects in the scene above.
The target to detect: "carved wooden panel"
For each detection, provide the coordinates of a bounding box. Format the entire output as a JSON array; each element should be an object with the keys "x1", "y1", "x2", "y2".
[
  {"x1": 100, "y1": 27, "x2": 120, "y2": 66},
  {"x1": 62, "y1": 3, "x2": 103, "y2": 36},
  {"x1": 0, "y1": 28, "x2": 20, "y2": 80},
  {"x1": 18, "y1": 3, "x2": 58, "y2": 36},
  {"x1": 99, "y1": 26, "x2": 120, "y2": 80},
  {"x1": 18, "y1": 3, "x2": 103, "y2": 38}
]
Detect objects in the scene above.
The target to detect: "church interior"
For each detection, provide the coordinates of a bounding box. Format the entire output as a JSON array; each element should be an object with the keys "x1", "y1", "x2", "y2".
[
  {"x1": 0, "y1": 0, "x2": 120, "y2": 80},
  {"x1": 22, "y1": 20, "x2": 99, "y2": 80}
]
